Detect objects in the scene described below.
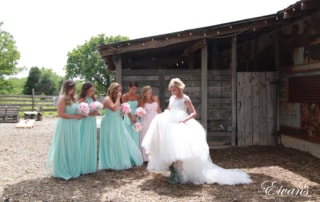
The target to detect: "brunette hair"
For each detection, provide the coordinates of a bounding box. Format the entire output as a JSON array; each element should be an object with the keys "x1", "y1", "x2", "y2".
[
  {"x1": 129, "y1": 81, "x2": 138, "y2": 88},
  {"x1": 79, "y1": 82, "x2": 96, "y2": 101}
]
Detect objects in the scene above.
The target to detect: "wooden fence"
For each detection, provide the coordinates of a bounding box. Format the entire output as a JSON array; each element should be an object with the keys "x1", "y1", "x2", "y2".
[
  {"x1": 0, "y1": 95, "x2": 107, "y2": 115},
  {"x1": 0, "y1": 95, "x2": 58, "y2": 113}
]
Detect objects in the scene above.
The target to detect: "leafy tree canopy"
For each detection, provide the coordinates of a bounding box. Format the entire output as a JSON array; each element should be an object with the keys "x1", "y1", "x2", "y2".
[
  {"x1": 23, "y1": 67, "x2": 63, "y2": 95},
  {"x1": 23, "y1": 67, "x2": 41, "y2": 95},
  {"x1": 39, "y1": 68, "x2": 63, "y2": 95},
  {"x1": 0, "y1": 77, "x2": 26, "y2": 95},
  {"x1": 0, "y1": 22, "x2": 21, "y2": 93},
  {"x1": 65, "y1": 34, "x2": 129, "y2": 95}
]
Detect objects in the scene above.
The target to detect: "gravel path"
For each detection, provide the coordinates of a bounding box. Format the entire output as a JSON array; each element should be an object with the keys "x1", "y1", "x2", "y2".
[{"x1": 1, "y1": 117, "x2": 320, "y2": 201}]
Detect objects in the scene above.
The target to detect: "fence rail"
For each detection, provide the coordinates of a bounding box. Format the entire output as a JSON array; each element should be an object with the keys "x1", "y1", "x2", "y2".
[{"x1": 0, "y1": 95, "x2": 58, "y2": 113}]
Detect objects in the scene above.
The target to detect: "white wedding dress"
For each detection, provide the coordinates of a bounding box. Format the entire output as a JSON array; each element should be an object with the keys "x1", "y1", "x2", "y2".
[{"x1": 142, "y1": 94, "x2": 252, "y2": 185}]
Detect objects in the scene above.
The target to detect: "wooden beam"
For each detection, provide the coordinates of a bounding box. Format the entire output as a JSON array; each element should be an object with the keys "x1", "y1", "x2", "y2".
[
  {"x1": 113, "y1": 55, "x2": 122, "y2": 84},
  {"x1": 98, "y1": 16, "x2": 286, "y2": 57},
  {"x1": 301, "y1": 0, "x2": 320, "y2": 10},
  {"x1": 188, "y1": 54, "x2": 194, "y2": 69},
  {"x1": 274, "y1": 31, "x2": 280, "y2": 145},
  {"x1": 99, "y1": 37, "x2": 197, "y2": 57},
  {"x1": 231, "y1": 35, "x2": 237, "y2": 146},
  {"x1": 201, "y1": 40, "x2": 208, "y2": 131},
  {"x1": 121, "y1": 55, "x2": 182, "y2": 69},
  {"x1": 183, "y1": 39, "x2": 207, "y2": 56}
]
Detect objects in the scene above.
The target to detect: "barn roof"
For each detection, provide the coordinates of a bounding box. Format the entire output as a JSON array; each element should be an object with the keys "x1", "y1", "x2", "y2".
[{"x1": 97, "y1": 0, "x2": 320, "y2": 71}]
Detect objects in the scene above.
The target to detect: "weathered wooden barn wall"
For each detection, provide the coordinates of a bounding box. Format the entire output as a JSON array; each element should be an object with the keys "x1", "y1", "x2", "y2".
[
  {"x1": 122, "y1": 68, "x2": 232, "y2": 146},
  {"x1": 233, "y1": 28, "x2": 278, "y2": 146},
  {"x1": 237, "y1": 72, "x2": 277, "y2": 145},
  {"x1": 279, "y1": 12, "x2": 320, "y2": 144}
]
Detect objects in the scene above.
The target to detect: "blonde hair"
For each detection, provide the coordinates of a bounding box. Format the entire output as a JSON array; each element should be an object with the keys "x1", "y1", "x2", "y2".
[
  {"x1": 168, "y1": 78, "x2": 185, "y2": 91},
  {"x1": 59, "y1": 79, "x2": 76, "y2": 105},
  {"x1": 141, "y1": 85, "x2": 153, "y2": 103},
  {"x1": 107, "y1": 82, "x2": 121, "y2": 103}
]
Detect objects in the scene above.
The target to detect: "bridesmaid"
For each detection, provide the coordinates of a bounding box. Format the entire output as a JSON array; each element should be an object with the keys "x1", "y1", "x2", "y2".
[
  {"x1": 46, "y1": 79, "x2": 84, "y2": 180},
  {"x1": 140, "y1": 85, "x2": 162, "y2": 162},
  {"x1": 78, "y1": 82, "x2": 99, "y2": 174},
  {"x1": 121, "y1": 81, "x2": 141, "y2": 147},
  {"x1": 99, "y1": 82, "x2": 143, "y2": 170}
]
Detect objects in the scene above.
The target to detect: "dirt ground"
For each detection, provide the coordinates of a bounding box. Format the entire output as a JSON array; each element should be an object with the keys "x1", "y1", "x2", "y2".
[{"x1": 0, "y1": 118, "x2": 320, "y2": 202}]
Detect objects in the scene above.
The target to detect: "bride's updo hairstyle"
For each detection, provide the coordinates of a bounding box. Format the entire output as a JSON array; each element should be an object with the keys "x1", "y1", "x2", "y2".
[{"x1": 168, "y1": 78, "x2": 185, "y2": 91}]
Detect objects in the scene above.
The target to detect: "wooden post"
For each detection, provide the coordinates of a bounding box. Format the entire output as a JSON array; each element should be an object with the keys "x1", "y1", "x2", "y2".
[
  {"x1": 201, "y1": 40, "x2": 208, "y2": 131},
  {"x1": 113, "y1": 55, "x2": 122, "y2": 84},
  {"x1": 32, "y1": 88, "x2": 35, "y2": 111},
  {"x1": 159, "y1": 69, "x2": 165, "y2": 110},
  {"x1": 188, "y1": 54, "x2": 194, "y2": 69},
  {"x1": 274, "y1": 32, "x2": 280, "y2": 145},
  {"x1": 231, "y1": 36, "x2": 237, "y2": 146}
]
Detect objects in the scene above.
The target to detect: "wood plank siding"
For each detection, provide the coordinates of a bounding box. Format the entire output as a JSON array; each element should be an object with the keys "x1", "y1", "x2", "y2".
[
  {"x1": 97, "y1": 1, "x2": 320, "y2": 148},
  {"x1": 122, "y1": 69, "x2": 232, "y2": 146},
  {"x1": 237, "y1": 72, "x2": 277, "y2": 145}
]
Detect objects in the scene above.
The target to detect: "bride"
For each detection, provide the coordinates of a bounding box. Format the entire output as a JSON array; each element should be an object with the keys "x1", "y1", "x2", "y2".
[{"x1": 142, "y1": 78, "x2": 252, "y2": 185}]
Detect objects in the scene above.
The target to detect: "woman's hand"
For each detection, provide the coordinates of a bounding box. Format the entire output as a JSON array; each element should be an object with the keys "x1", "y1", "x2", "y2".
[
  {"x1": 131, "y1": 115, "x2": 137, "y2": 123},
  {"x1": 90, "y1": 111, "x2": 100, "y2": 116},
  {"x1": 75, "y1": 114, "x2": 84, "y2": 120},
  {"x1": 117, "y1": 92, "x2": 122, "y2": 99},
  {"x1": 179, "y1": 119, "x2": 186, "y2": 123}
]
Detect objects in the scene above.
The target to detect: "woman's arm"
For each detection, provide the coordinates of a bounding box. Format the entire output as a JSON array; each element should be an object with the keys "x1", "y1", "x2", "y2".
[
  {"x1": 57, "y1": 97, "x2": 83, "y2": 120},
  {"x1": 137, "y1": 94, "x2": 142, "y2": 107},
  {"x1": 104, "y1": 96, "x2": 121, "y2": 112},
  {"x1": 121, "y1": 93, "x2": 128, "y2": 103},
  {"x1": 181, "y1": 96, "x2": 197, "y2": 123},
  {"x1": 154, "y1": 96, "x2": 162, "y2": 113}
]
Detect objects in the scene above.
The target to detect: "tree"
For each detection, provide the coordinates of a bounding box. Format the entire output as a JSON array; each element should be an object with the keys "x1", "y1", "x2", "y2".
[
  {"x1": 0, "y1": 22, "x2": 21, "y2": 93},
  {"x1": 0, "y1": 77, "x2": 26, "y2": 95},
  {"x1": 39, "y1": 68, "x2": 63, "y2": 95},
  {"x1": 65, "y1": 34, "x2": 129, "y2": 95},
  {"x1": 38, "y1": 74, "x2": 56, "y2": 95},
  {"x1": 23, "y1": 67, "x2": 41, "y2": 95},
  {"x1": 23, "y1": 67, "x2": 63, "y2": 95}
]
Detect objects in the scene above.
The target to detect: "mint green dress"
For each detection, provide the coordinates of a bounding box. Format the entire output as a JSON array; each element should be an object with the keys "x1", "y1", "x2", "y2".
[
  {"x1": 123, "y1": 100, "x2": 140, "y2": 147},
  {"x1": 79, "y1": 97, "x2": 97, "y2": 174},
  {"x1": 99, "y1": 108, "x2": 143, "y2": 170},
  {"x1": 46, "y1": 102, "x2": 81, "y2": 180}
]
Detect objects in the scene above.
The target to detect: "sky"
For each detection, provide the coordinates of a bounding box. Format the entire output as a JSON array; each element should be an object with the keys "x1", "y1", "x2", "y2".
[{"x1": 0, "y1": 0, "x2": 298, "y2": 77}]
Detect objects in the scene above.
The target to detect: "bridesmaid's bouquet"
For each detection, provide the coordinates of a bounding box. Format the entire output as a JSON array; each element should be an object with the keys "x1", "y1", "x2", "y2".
[
  {"x1": 89, "y1": 101, "x2": 103, "y2": 111},
  {"x1": 132, "y1": 122, "x2": 143, "y2": 132},
  {"x1": 135, "y1": 107, "x2": 147, "y2": 118},
  {"x1": 78, "y1": 102, "x2": 89, "y2": 116},
  {"x1": 120, "y1": 103, "x2": 131, "y2": 114}
]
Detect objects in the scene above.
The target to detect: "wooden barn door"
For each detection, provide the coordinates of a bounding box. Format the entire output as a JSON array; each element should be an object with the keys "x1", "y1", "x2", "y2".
[{"x1": 237, "y1": 72, "x2": 277, "y2": 145}]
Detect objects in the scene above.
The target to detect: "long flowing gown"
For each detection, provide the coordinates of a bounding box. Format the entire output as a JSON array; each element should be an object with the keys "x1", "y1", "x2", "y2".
[
  {"x1": 79, "y1": 97, "x2": 97, "y2": 174},
  {"x1": 123, "y1": 100, "x2": 140, "y2": 147},
  {"x1": 46, "y1": 102, "x2": 81, "y2": 180},
  {"x1": 99, "y1": 108, "x2": 143, "y2": 170},
  {"x1": 142, "y1": 94, "x2": 252, "y2": 185},
  {"x1": 140, "y1": 102, "x2": 158, "y2": 161}
]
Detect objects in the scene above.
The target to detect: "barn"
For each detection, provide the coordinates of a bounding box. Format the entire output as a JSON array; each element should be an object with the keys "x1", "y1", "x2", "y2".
[{"x1": 97, "y1": 0, "x2": 320, "y2": 157}]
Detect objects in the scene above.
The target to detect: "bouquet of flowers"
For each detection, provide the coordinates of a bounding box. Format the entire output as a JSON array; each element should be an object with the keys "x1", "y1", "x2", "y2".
[
  {"x1": 135, "y1": 107, "x2": 147, "y2": 118},
  {"x1": 89, "y1": 101, "x2": 103, "y2": 111},
  {"x1": 78, "y1": 102, "x2": 90, "y2": 116},
  {"x1": 132, "y1": 122, "x2": 143, "y2": 132},
  {"x1": 120, "y1": 103, "x2": 131, "y2": 114}
]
